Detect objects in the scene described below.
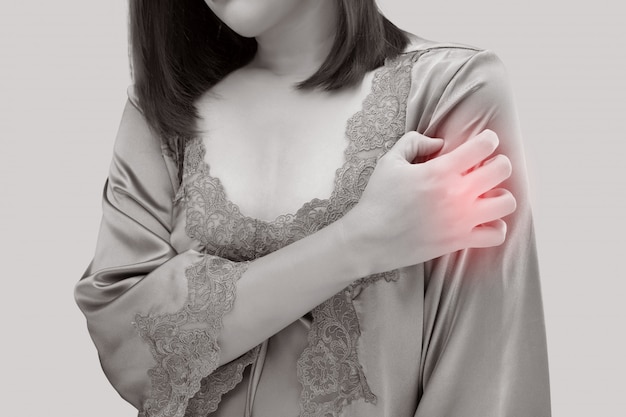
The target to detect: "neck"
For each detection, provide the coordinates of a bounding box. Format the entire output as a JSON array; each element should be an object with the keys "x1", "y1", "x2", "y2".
[{"x1": 250, "y1": 1, "x2": 338, "y2": 79}]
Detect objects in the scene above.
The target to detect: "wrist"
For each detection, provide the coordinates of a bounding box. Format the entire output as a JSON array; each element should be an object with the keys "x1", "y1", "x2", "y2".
[{"x1": 333, "y1": 211, "x2": 376, "y2": 279}]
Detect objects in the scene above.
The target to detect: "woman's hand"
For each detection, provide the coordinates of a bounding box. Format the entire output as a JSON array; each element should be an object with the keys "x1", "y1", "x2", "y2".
[{"x1": 339, "y1": 129, "x2": 516, "y2": 276}]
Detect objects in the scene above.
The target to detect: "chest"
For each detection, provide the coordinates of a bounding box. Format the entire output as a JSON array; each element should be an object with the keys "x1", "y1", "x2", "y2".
[{"x1": 193, "y1": 70, "x2": 375, "y2": 222}]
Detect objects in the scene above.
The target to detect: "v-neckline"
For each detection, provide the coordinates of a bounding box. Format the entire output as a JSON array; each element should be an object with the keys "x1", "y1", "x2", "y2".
[{"x1": 185, "y1": 53, "x2": 408, "y2": 227}]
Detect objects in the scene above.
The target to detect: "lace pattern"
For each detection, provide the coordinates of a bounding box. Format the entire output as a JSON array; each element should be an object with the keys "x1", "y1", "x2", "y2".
[
  {"x1": 133, "y1": 256, "x2": 251, "y2": 417},
  {"x1": 184, "y1": 346, "x2": 260, "y2": 416},
  {"x1": 172, "y1": 50, "x2": 421, "y2": 416},
  {"x1": 181, "y1": 157, "x2": 331, "y2": 261},
  {"x1": 296, "y1": 292, "x2": 376, "y2": 417}
]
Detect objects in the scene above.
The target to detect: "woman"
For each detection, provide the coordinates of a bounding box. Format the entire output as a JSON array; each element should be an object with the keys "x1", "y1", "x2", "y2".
[{"x1": 74, "y1": 1, "x2": 550, "y2": 416}]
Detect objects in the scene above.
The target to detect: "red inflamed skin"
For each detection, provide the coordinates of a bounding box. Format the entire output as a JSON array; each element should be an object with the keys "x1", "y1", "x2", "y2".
[{"x1": 342, "y1": 129, "x2": 517, "y2": 275}]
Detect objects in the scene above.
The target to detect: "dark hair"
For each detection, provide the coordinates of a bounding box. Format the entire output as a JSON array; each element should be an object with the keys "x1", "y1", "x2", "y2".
[{"x1": 129, "y1": 0, "x2": 409, "y2": 181}]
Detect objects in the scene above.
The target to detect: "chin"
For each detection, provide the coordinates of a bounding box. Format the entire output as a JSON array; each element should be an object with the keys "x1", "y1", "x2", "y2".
[
  {"x1": 222, "y1": 18, "x2": 268, "y2": 39},
  {"x1": 205, "y1": 0, "x2": 303, "y2": 38}
]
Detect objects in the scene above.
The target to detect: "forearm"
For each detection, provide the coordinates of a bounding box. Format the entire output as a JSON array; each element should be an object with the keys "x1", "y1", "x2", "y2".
[
  {"x1": 217, "y1": 217, "x2": 364, "y2": 366},
  {"x1": 217, "y1": 128, "x2": 516, "y2": 366}
]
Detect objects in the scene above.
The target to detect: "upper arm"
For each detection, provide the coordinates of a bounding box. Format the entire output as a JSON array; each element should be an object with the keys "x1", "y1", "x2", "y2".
[
  {"x1": 110, "y1": 89, "x2": 175, "y2": 233},
  {"x1": 408, "y1": 48, "x2": 551, "y2": 416}
]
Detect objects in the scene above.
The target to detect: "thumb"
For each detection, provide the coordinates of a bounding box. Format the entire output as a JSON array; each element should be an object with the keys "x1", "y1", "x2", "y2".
[{"x1": 391, "y1": 131, "x2": 444, "y2": 163}]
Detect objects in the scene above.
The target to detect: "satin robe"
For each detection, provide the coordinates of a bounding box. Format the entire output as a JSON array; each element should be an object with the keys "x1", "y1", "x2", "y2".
[{"x1": 75, "y1": 37, "x2": 551, "y2": 417}]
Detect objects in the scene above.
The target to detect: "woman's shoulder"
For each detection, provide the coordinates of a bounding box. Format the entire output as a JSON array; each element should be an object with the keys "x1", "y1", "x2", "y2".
[
  {"x1": 402, "y1": 32, "x2": 484, "y2": 59},
  {"x1": 126, "y1": 84, "x2": 142, "y2": 113},
  {"x1": 400, "y1": 33, "x2": 509, "y2": 94},
  {"x1": 399, "y1": 34, "x2": 514, "y2": 134},
  {"x1": 400, "y1": 32, "x2": 506, "y2": 78}
]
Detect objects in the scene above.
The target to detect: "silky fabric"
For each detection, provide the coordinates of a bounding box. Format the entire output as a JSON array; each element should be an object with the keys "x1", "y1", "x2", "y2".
[{"x1": 75, "y1": 36, "x2": 551, "y2": 417}]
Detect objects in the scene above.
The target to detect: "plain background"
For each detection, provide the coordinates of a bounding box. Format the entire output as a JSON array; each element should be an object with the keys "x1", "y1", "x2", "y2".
[{"x1": 1, "y1": 1, "x2": 623, "y2": 415}]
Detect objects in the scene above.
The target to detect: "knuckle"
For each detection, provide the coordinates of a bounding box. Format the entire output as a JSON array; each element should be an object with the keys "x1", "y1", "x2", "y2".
[
  {"x1": 419, "y1": 161, "x2": 442, "y2": 183},
  {"x1": 429, "y1": 154, "x2": 451, "y2": 176},
  {"x1": 403, "y1": 130, "x2": 420, "y2": 142}
]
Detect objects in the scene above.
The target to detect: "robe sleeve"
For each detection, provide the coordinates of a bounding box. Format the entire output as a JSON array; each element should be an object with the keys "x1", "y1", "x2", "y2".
[
  {"x1": 411, "y1": 49, "x2": 551, "y2": 416},
  {"x1": 74, "y1": 88, "x2": 259, "y2": 417}
]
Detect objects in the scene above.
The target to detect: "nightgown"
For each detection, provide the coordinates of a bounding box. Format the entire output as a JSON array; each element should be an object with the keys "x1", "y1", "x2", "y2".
[{"x1": 74, "y1": 36, "x2": 551, "y2": 417}]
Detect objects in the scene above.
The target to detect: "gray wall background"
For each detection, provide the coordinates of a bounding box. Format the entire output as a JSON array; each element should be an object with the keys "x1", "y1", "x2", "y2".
[{"x1": 1, "y1": 1, "x2": 623, "y2": 415}]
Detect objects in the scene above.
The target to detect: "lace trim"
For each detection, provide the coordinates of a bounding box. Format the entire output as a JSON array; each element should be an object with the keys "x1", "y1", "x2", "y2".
[
  {"x1": 133, "y1": 256, "x2": 250, "y2": 417},
  {"x1": 296, "y1": 292, "x2": 376, "y2": 417},
  {"x1": 173, "y1": 51, "x2": 420, "y2": 416},
  {"x1": 176, "y1": 134, "x2": 334, "y2": 261},
  {"x1": 348, "y1": 269, "x2": 402, "y2": 300},
  {"x1": 345, "y1": 55, "x2": 417, "y2": 156},
  {"x1": 295, "y1": 269, "x2": 400, "y2": 417},
  {"x1": 184, "y1": 346, "x2": 260, "y2": 416},
  {"x1": 291, "y1": 54, "x2": 418, "y2": 417}
]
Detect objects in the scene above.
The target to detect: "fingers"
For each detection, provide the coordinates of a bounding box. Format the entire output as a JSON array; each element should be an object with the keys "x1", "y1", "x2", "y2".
[
  {"x1": 438, "y1": 129, "x2": 499, "y2": 173},
  {"x1": 390, "y1": 131, "x2": 444, "y2": 163},
  {"x1": 465, "y1": 187, "x2": 516, "y2": 248},
  {"x1": 463, "y1": 153, "x2": 513, "y2": 196},
  {"x1": 471, "y1": 188, "x2": 517, "y2": 226},
  {"x1": 467, "y1": 219, "x2": 508, "y2": 248}
]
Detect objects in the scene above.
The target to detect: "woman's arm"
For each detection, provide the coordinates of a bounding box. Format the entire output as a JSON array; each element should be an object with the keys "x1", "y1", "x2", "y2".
[{"x1": 412, "y1": 49, "x2": 551, "y2": 416}]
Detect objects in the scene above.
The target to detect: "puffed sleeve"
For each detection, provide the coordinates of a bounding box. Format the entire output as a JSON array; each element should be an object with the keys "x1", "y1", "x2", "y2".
[
  {"x1": 409, "y1": 49, "x2": 551, "y2": 416},
  {"x1": 74, "y1": 88, "x2": 259, "y2": 417}
]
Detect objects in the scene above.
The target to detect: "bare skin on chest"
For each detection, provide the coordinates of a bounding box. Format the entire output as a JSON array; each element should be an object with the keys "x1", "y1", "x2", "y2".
[{"x1": 194, "y1": 66, "x2": 374, "y2": 222}]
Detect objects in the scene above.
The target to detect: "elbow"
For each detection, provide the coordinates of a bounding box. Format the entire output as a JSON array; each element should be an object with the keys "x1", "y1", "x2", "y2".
[
  {"x1": 73, "y1": 274, "x2": 101, "y2": 316},
  {"x1": 73, "y1": 277, "x2": 88, "y2": 314},
  {"x1": 73, "y1": 262, "x2": 105, "y2": 314}
]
